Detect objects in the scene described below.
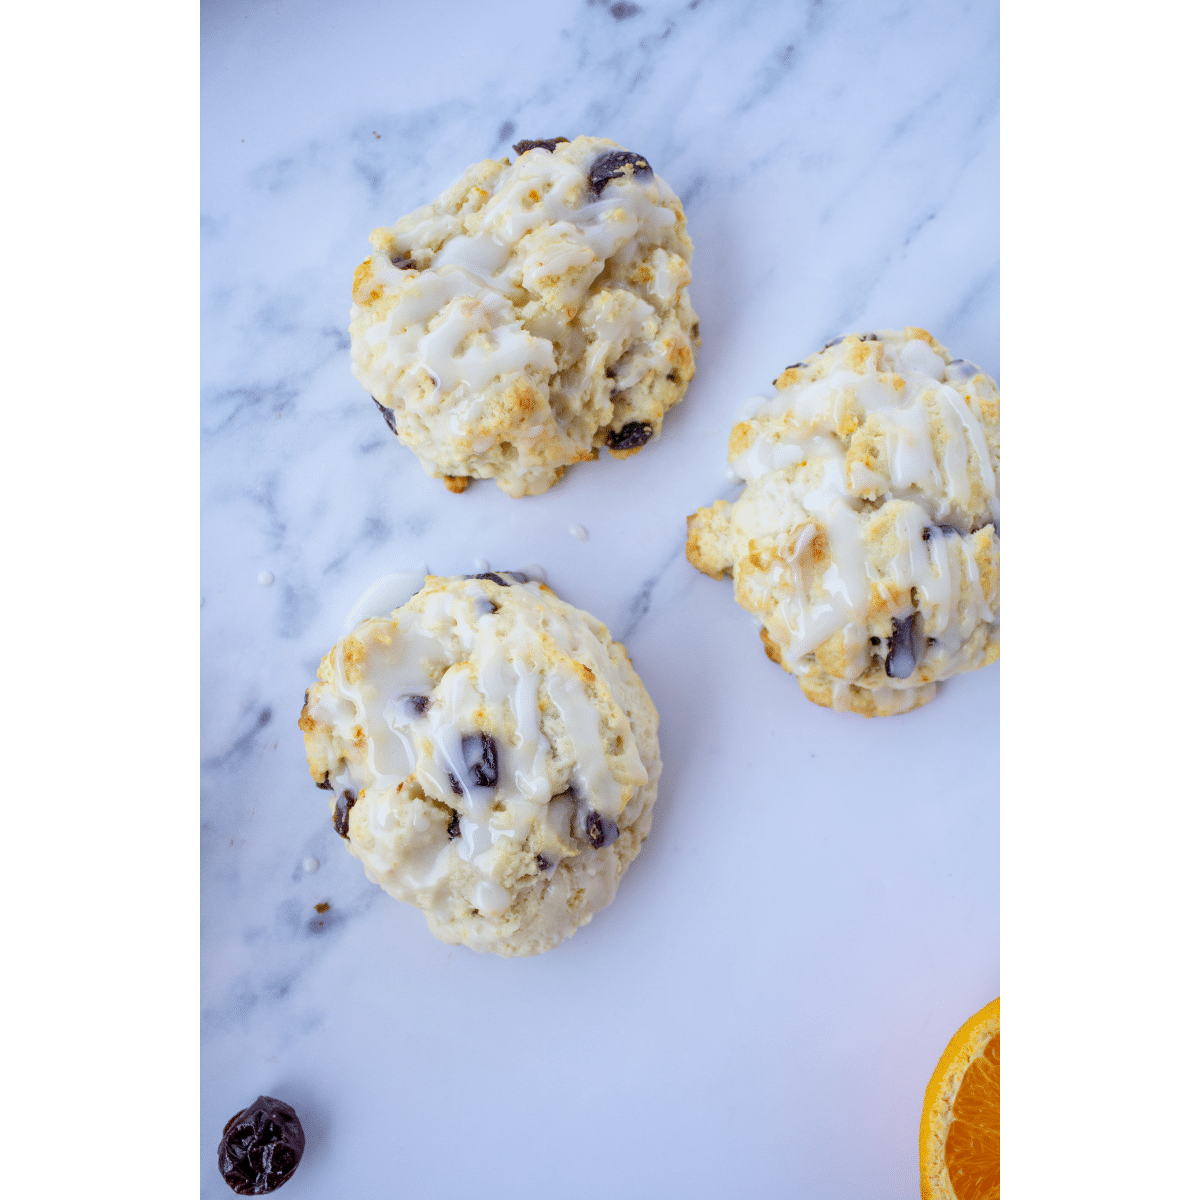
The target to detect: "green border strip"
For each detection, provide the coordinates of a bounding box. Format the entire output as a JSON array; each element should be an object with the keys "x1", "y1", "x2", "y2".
[
  {"x1": 3, "y1": 4, "x2": 198, "y2": 1195},
  {"x1": 1003, "y1": 4, "x2": 1190, "y2": 1195}
]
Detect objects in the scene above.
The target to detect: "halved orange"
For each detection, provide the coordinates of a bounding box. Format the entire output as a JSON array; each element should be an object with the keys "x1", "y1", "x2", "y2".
[{"x1": 919, "y1": 997, "x2": 999, "y2": 1200}]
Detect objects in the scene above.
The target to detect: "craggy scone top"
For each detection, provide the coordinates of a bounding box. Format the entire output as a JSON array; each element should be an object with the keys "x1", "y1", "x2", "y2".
[
  {"x1": 299, "y1": 573, "x2": 661, "y2": 956},
  {"x1": 350, "y1": 136, "x2": 700, "y2": 497},
  {"x1": 686, "y1": 329, "x2": 999, "y2": 717}
]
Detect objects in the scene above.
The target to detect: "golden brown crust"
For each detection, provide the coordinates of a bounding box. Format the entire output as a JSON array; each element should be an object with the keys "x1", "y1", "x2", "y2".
[
  {"x1": 683, "y1": 329, "x2": 999, "y2": 716},
  {"x1": 797, "y1": 662, "x2": 938, "y2": 717},
  {"x1": 685, "y1": 502, "x2": 733, "y2": 579},
  {"x1": 759, "y1": 628, "x2": 783, "y2": 665},
  {"x1": 349, "y1": 137, "x2": 700, "y2": 497},
  {"x1": 297, "y1": 574, "x2": 662, "y2": 956}
]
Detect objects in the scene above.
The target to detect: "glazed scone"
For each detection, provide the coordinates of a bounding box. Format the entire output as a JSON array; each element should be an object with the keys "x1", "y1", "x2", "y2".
[
  {"x1": 686, "y1": 329, "x2": 999, "y2": 717},
  {"x1": 298, "y1": 572, "x2": 661, "y2": 956},
  {"x1": 350, "y1": 136, "x2": 700, "y2": 497}
]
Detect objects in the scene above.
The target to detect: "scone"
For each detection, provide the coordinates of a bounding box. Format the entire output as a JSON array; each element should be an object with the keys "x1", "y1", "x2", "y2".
[
  {"x1": 686, "y1": 329, "x2": 999, "y2": 717},
  {"x1": 349, "y1": 136, "x2": 700, "y2": 497},
  {"x1": 298, "y1": 572, "x2": 661, "y2": 956}
]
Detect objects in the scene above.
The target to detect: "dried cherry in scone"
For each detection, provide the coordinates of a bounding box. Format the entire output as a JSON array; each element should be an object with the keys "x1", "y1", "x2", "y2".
[
  {"x1": 584, "y1": 810, "x2": 618, "y2": 849},
  {"x1": 372, "y1": 396, "x2": 397, "y2": 434},
  {"x1": 588, "y1": 149, "x2": 653, "y2": 194},
  {"x1": 463, "y1": 732, "x2": 499, "y2": 788},
  {"x1": 333, "y1": 789, "x2": 357, "y2": 838},
  {"x1": 512, "y1": 137, "x2": 568, "y2": 155},
  {"x1": 218, "y1": 1095, "x2": 305, "y2": 1195},
  {"x1": 885, "y1": 614, "x2": 919, "y2": 679},
  {"x1": 607, "y1": 421, "x2": 653, "y2": 451}
]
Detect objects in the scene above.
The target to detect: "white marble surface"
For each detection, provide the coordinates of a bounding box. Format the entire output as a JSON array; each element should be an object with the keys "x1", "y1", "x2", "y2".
[{"x1": 201, "y1": 1, "x2": 998, "y2": 1195}]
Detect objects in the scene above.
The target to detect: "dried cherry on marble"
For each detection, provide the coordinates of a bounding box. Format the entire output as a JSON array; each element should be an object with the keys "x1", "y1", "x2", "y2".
[{"x1": 217, "y1": 1095, "x2": 305, "y2": 1195}]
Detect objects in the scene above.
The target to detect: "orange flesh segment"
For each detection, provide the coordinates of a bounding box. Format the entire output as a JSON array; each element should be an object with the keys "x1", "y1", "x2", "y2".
[{"x1": 944, "y1": 1034, "x2": 1000, "y2": 1200}]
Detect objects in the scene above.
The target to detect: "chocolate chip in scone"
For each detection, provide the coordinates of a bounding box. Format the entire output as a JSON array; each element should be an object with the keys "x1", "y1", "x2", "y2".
[
  {"x1": 403, "y1": 693, "x2": 430, "y2": 717},
  {"x1": 334, "y1": 789, "x2": 357, "y2": 838},
  {"x1": 472, "y1": 572, "x2": 509, "y2": 587},
  {"x1": 536, "y1": 853, "x2": 551, "y2": 871},
  {"x1": 218, "y1": 1095, "x2": 305, "y2": 1196},
  {"x1": 666, "y1": 371, "x2": 678, "y2": 382},
  {"x1": 870, "y1": 636, "x2": 881, "y2": 646},
  {"x1": 448, "y1": 812, "x2": 461, "y2": 839},
  {"x1": 584, "y1": 810, "x2": 619, "y2": 849},
  {"x1": 922, "y1": 527, "x2": 932, "y2": 542},
  {"x1": 463, "y1": 732, "x2": 499, "y2": 788},
  {"x1": 316, "y1": 771, "x2": 333, "y2": 791},
  {"x1": 588, "y1": 150, "x2": 653, "y2": 195},
  {"x1": 448, "y1": 769, "x2": 463, "y2": 796},
  {"x1": 476, "y1": 598, "x2": 499, "y2": 615},
  {"x1": 372, "y1": 397, "x2": 397, "y2": 434},
  {"x1": 390, "y1": 255, "x2": 417, "y2": 270},
  {"x1": 885, "y1": 615, "x2": 919, "y2": 679},
  {"x1": 859, "y1": 333, "x2": 879, "y2": 341},
  {"x1": 607, "y1": 421, "x2": 653, "y2": 451},
  {"x1": 512, "y1": 137, "x2": 568, "y2": 156},
  {"x1": 605, "y1": 366, "x2": 616, "y2": 379}
]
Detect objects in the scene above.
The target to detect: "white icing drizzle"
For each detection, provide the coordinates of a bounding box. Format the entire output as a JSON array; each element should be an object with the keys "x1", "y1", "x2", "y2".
[
  {"x1": 318, "y1": 576, "x2": 653, "y2": 923},
  {"x1": 732, "y1": 337, "x2": 999, "y2": 682},
  {"x1": 352, "y1": 144, "x2": 684, "y2": 448},
  {"x1": 343, "y1": 570, "x2": 428, "y2": 633}
]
